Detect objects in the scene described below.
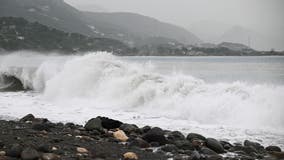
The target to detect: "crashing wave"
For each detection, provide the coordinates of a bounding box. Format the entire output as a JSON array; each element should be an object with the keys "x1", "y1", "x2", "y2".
[
  {"x1": 43, "y1": 53, "x2": 284, "y2": 128},
  {"x1": 0, "y1": 51, "x2": 67, "y2": 91},
  {"x1": 0, "y1": 52, "x2": 283, "y2": 129}
]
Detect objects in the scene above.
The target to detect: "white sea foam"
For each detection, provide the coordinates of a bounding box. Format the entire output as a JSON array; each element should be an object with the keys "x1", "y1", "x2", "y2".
[
  {"x1": 42, "y1": 53, "x2": 284, "y2": 129},
  {"x1": 0, "y1": 51, "x2": 70, "y2": 90},
  {"x1": 0, "y1": 51, "x2": 284, "y2": 148}
]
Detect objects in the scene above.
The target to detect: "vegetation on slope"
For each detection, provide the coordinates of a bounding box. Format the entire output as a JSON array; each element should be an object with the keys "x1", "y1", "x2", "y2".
[{"x1": 0, "y1": 17, "x2": 130, "y2": 54}]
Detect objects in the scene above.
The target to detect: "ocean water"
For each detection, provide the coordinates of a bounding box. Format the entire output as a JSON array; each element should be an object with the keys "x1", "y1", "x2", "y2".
[{"x1": 0, "y1": 51, "x2": 284, "y2": 148}]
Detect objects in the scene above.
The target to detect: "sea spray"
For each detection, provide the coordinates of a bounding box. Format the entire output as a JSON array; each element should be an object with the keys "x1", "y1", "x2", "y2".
[
  {"x1": 0, "y1": 51, "x2": 70, "y2": 90},
  {"x1": 42, "y1": 53, "x2": 284, "y2": 129},
  {"x1": 1, "y1": 52, "x2": 283, "y2": 129}
]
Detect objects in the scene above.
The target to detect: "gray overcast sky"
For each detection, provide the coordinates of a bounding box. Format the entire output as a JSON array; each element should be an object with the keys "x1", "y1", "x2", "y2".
[{"x1": 65, "y1": 0, "x2": 284, "y2": 35}]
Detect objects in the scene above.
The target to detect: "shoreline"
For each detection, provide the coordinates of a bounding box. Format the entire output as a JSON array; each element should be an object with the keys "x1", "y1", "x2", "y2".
[
  {"x1": 1, "y1": 50, "x2": 284, "y2": 57},
  {"x1": 0, "y1": 114, "x2": 283, "y2": 160}
]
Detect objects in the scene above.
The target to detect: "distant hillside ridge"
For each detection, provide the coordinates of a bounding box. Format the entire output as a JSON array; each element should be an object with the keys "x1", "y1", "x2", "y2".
[
  {"x1": 0, "y1": 0, "x2": 95, "y2": 36},
  {"x1": 0, "y1": 17, "x2": 130, "y2": 53},
  {"x1": 83, "y1": 12, "x2": 201, "y2": 46},
  {"x1": 218, "y1": 42, "x2": 251, "y2": 52},
  {"x1": 0, "y1": 0, "x2": 201, "y2": 47}
]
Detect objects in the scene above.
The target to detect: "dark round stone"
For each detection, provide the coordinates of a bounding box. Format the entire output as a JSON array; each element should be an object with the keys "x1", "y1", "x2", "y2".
[
  {"x1": 98, "y1": 117, "x2": 122, "y2": 129},
  {"x1": 220, "y1": 141, "x2": 233, "y2": 150},
  {"x1": 128, "y1": 138, "x2": 150, "y2": 148},
  {"x1": 206, "y1": 138, "x2": 225, "y2": 153},
  {"x1": 84, "y1": 118, "x2": 103, "y2": 131},
  {"x1": 38, "y1": 144, "x2": 51, "y2": 153},
  {"x1": 142, "y1": 127, "x2": 167, "y2": 145},
  {"x1": 6, "y1": 144, "x2": 23, "y2": 157},
  {"x1": 244, "y1": 140, "x2": 264, "y2": 151},
  {"x1": 167, "y1": 131, "x2": 185, "y2": 142},
  {"x1": 265, "y1": 146, "x2": 282, "y2": 152},
  {"x1": 21, "y1": 147, "x2": 40, "y2": 160},
  {"x1": 119, "y1": 123, "x2": 139, "y2": 134},
  {"x1": 65, "y1": 122, "x2": 75, "y2": 128},
  {"x1": 141, "y1": 126, "x2": 151, "y2": 133},
  {"x1": 32, "y1": 123, "x2": 51, "y2": 131},
  {"x1": 200, "y1": 147, "x2": 218, "y2": 155},
  {"x1": 174, "y1": 140, "x2": 195, "y2": 150},
  {"x1": 19, "y1": 114, "x2": 35, "y2": 122},
  {"x1": 186, "y1": 133, "x2": 206, "y2": 141}
]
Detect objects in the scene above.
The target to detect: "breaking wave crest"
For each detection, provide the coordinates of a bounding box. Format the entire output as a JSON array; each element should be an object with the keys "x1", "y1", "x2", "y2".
[
  {"x1": 0, "y1": 51, "x2": 67, "y2": 91},
  {"x1": 43, "y1": 53, "x2": 284, "y2": 129},
  {"x1": 1, "y1": 52, "x2": 284, "y2": 129}
]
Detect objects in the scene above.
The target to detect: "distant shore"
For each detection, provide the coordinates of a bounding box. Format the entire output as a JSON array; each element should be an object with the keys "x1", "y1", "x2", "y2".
[
  {"x1": 0, "y1": 114, "x2": 283, "y2": 160},
  {"x1": 1, "y1": 50, "x2": 284, "y2": 57},
  {"x1": 1, "y1": 17, "x2": 284, "y2": 57}
]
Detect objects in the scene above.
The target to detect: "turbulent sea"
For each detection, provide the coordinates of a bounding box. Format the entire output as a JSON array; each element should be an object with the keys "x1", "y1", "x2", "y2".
[{"x1": 0, "y1": 51, "x2": 284, "y2": 149}]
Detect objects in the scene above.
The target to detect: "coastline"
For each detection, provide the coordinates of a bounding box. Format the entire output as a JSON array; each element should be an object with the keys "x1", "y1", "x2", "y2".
[{"x1": 0, "y1": 114, "x2": 283, "y2": 160}]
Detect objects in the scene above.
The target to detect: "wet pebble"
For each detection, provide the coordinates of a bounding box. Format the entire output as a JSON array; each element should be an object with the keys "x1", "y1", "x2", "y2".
[
  {"x1": 21, "y1": 147, "x2": 39, "y2": 160},
  {"x1": 6, "y1": 144, "x2": 23, "y2": 157},
  {"x1": 123, "y1": 152, "x2": 138, "y2": 160},
  {"x1": 42, "y1": 153, "x2": 60, "y2": 160}
]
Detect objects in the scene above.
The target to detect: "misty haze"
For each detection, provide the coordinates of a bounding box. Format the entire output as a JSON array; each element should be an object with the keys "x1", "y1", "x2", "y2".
[
  {"x1": 0, "y1": 0, "x2": 284, "y2": 160},
  {"x1": 67, "y1": 0, "x2": 284, "y2": 51}
]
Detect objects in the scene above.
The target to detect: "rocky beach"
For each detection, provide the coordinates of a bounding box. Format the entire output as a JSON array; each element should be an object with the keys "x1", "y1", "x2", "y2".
[{"x1": 0, "y1": 114, "x2": 283, "y2": 160}]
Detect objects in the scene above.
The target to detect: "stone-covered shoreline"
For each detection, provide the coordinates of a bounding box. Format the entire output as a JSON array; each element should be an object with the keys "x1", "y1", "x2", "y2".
[{"x1": 0, "y1": 114, "x2": 283, "y2": 160}]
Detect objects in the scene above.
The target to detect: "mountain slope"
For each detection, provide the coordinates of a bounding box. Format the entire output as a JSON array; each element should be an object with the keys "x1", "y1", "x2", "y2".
[
  {"x1": 0, "y1": 0, "x2": 99, "y2": 37},
  {"x1": 0, "y1": 17, "x2": 129, "y2": 53},
  {"x1": 83, "y1": 12, "x2": 201, "y2": 46},
  {"x1": 217, "y1": 42, "x2": 251, "y2": 52},
  {"x1": 0, "y1": 0, "x2": 201, "y2": 47}
]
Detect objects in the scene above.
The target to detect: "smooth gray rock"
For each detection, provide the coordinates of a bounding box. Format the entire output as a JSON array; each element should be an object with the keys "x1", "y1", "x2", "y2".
[
  {"x1": 220, "y1": 140, "x2": 233, "y2": 150},
  {"x1": 21, "y1": 147, "x2": 39, "y2": 160},
  {"x1": 206, "y1": 138, "x2": 225, "y2": 153},
  {"x1": 186, "y1": 133, "x2": 206, "y2": 142},
  {"x1": 174, "y1": 140, "x2": 194, "y2": 150},
  {"x1": 37, "y1": 144, "x2": 51, "y2": 153},
  {"x1": 6, "y1": 144, "x2": 23, "y2": 157},
  {"x1": 265, "y1": 146, "x2": 282, "y2": 152},
  {"x1": 167, "y1": 131, "x2": 185, "y2": 142},
  {"x1": 129, "y1": 138, "x2": 150, "y2": 148},
  {"x1": 244, "y1": 140, "x2": 264, "y2": 151},
  {"x1": 200, "y1": 147, "x2": 218, "y2": 155},
  {"x1": 19, "y1": 114, "x2": 35, "y2": 122},
  {"x1": 142, "y1": 127, "x2": 167, "y2": 145},
  {"x1": 120, "y1": 123, "x2": 139, "y2": 134},
  {"x1": 141, "y1": 126, "x2": 151, "y2": 133},
  {"x1": 84, "y1": 118, "x2": 103, "y2": 131}
]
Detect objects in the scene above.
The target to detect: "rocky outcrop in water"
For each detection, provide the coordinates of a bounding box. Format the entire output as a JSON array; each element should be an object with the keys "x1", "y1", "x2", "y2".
[{"x1": 0, "y1": 75, "x2": 26, "y2": 91}]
